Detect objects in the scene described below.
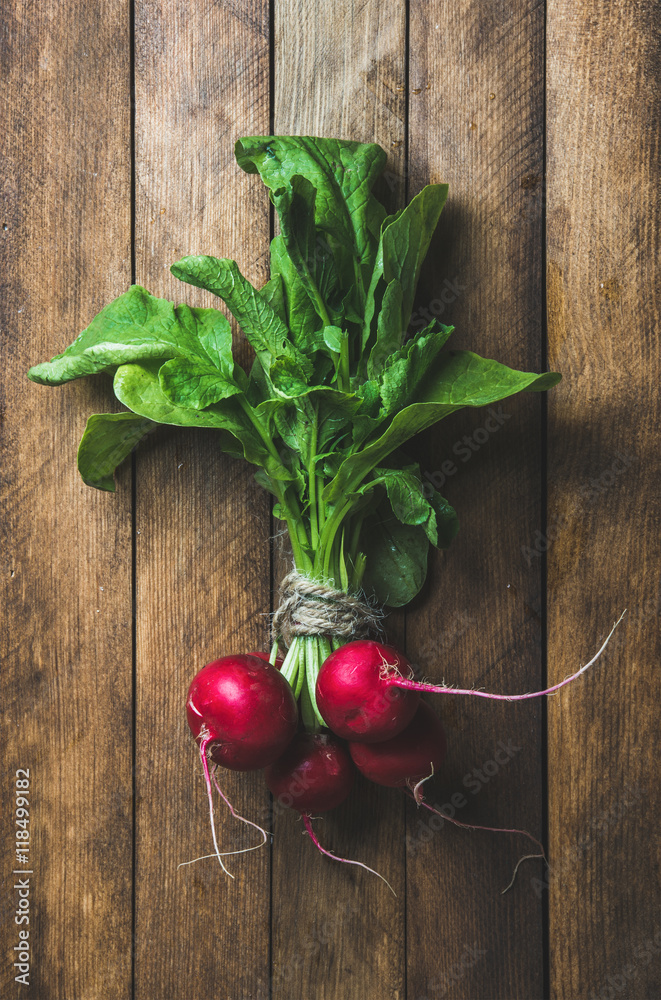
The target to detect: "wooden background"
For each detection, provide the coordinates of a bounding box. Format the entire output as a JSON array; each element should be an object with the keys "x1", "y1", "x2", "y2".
[{"x1": 2, "y1": 1, "x2": 659, "y2": 997}]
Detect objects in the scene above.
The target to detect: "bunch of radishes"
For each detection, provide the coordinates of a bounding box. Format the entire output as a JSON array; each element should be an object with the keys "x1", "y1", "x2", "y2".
[
  {"x1": 186, "y1": 626, "x2": 619, "y2": 883},
  {"x1": 26, "y1": 130, "x2": 618, "y2": 886}
]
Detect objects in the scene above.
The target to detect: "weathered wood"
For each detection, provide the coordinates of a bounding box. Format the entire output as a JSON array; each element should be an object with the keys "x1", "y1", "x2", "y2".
[
  {"x1": 546, "y1": 2, "x2": 661, "y2": 997},
  {"x1": 5, "y1": 2, "x2": 661, "y2": 997},
  {"x1": 132, "y1": 2, "x2": 272, "y2": 998},
  {"x1": 406, "y1": 3, "x2": 546, "y2": 998},
  {"x1": 271, "y1": 3, "x2": 407, "y2": 997},
  {"x1": 1, "y1": 2, "x2": 133, "y2": 998}
]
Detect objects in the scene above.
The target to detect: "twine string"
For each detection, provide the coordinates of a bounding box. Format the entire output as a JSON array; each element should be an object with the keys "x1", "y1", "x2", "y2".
[{"x1": 271, "y1": 571, "x2": 384, "y2": 646}]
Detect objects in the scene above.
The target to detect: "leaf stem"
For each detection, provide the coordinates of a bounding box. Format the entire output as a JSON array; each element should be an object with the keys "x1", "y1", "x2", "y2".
[{"x1": 308, "y1": 407, "x2": 319, "y2": 548}]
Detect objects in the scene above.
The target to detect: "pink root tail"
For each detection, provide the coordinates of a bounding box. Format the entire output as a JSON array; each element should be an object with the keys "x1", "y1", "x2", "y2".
[
  {"x1": 179, "y1": 737, "x2": 269, "y2": 875},
  {"x1": 302, "y1": 814, "x2": 396, "y2": 896},
  {"x1": 197, "y1": 735, "x2": 233, "y2": 878},
  {"x1": 211, "y1": 766, "x2": 269, "y2": 847},
  {"x1": 409, "y1": 792, "x2": 547, "y2": 894},
  {"x1": 393, "y1": 611, "x2": 625, "y2": 702}
]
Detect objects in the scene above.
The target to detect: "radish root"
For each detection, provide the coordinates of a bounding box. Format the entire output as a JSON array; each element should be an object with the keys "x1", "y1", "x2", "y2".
[
  {"x1": 197, "y1": 734, "x2": 233, "y2": 878},
  {"x1": 302, "y1": 814, "x2": 396, "y2": 896},
  {"x1": 211, "y1": 765, "x2": 270, "y2": 846},
  {"x1": 180, "y1": 735, "x2": 269, "y2": 876},
  {"x1": 394, "y1": 611, "x2": 626, "y2": 702},
  {"x1": 409, "y1": 791, "x2": 547, "y2": 893}
]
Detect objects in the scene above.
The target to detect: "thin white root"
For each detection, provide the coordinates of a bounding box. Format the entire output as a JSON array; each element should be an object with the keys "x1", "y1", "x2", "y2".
[
  {"x1": 500, "y1": 853, "x2": 547, "y2": 895},
  {"x1": 211, "y1": 766, "x2": 270, "y2": 847},
  {"x1": 197, "y1": 735, "x2": 233, "y2": 878},
  {"x1": 411, "y1": 765, "x2": 435, "y2": 806}
]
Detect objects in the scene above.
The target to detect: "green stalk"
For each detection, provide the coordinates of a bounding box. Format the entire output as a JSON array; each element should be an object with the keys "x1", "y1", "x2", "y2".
[
  {"x1": 308, "y1": 409, "x2": 319, "y2": 548},
  {"x1": 339, "y1": 334, "x2": 350, "y2": 393},
  {"x1": 304, "y1": 636, "x2": 326, "y2": 730}
]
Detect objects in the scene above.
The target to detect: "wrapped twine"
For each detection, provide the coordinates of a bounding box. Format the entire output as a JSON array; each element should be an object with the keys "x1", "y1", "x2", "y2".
[{"x1": 271, "y1": 570, "x2": 384, "y2": 647}]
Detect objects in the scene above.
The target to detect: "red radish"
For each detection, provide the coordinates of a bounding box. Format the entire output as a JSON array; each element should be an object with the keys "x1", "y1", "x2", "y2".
[
  {"x1": 348, "y1": 702, "x2": 546, "y2": 892},
  {"x1": 186, "y1": 654, "x2": 297, "y2": 771},
  {"x1": 265, "y1": 731, "x2": 354, "y2": 813},
  {"x1": 349, "y1": 701, "x2": 447, "y2": 789},
  {"x1": 185, "y1": 654, "x2": 296, "y2": 876},
  {"x1": 318, "y1": 616, "x2": 625, "y2": 744},
  {"x1": 265, "y1": 731, "x2": 394, "y2": 892},
  {"x1": 315, "y1": 640, "x2": 419, "y2": 742}
]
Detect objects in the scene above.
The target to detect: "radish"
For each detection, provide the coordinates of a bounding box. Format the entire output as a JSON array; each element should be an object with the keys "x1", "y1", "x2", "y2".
[
  {"x1": 316, "y1": 639, "x2": 419, "y2": 742},
  {"x1": 317, "y1": 619, "x2": 624, "y2": 743},
  {"x1": 349, "y1": 701, "x2": 547, "y2": 891},
  {"x1": 184, "y1": 654, "x2": 297, "y2": 874},
  {"x1": 186, "y1": 654, "x2": 297, "y2": 771},
  {"x1": 348, "y1": 701, "x2": 447, "y2": 788},
  {"x1": 265, "y1": 731, "x2": 394, "y2": 892},
  {"x1": 264, "y1": 731, "x2": 354, "y2": 814}
]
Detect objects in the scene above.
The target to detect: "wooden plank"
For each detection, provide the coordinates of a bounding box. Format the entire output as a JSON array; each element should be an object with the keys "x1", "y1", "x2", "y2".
[
  {"x1": 271, "y1": 3, "x2": 408, "y2": 998},
  {"x1": 1, "y1": 2, "x2": 133, "y2": 999},
  {"x1": 406, "y1": 3, "x2": 546, "y2": 998},
  {"x1": 546, "y1": 2, "x2": 661, "y2": 997},
  {"x1": 131, "y1": 2, "x2": 272, "y2": 998}
]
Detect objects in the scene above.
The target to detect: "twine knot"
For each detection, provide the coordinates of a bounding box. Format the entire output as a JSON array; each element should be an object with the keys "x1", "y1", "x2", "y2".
[{"x1": 272, "y1": 571, "x2": 384, "y2": 646}]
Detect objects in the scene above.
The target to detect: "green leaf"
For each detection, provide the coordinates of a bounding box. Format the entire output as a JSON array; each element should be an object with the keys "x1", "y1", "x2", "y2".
[
  {"x1": 259, "y1": 273, "x2": 288, "y2": 325},
  {"x1": 270, "y1": 236, "x2": 322, "y2": 351},
  {"x1": 322, "y1": 325, "x2": 344, "y2": 355},
  {"x1": 27, "y1": 286, "x2": 232, "y2": 385},
  {"x1": 379, "y1": 321, "x2": 454, "y2": 415},
  {"x1": 113, "y1": 362, "x2": 293, "y2": 480},
  {"x1": 361, "y1": 501, "x2": 429, "y2": 607},
  {"x1": 325, "y1": 352, "x2": 562, "y2": 502},
  {"x1": 158, "y1": 358, "x2": 242, "y2": 410},
  {"x1": 170, "y1": 255, "x2": 310, "y2": 378},
  {"x1": 427, "y1": 490, "x2": 460, "y2": 549},
  {"x1": 366, "y1": 279, "x2": 404, "y2": 377},
  {"x1": 235, "y1": 136, "x2": 387, "y2": 307},
  {"x1": 358, "y1": 465, "x2": 459, "y2": 550},
  {"x1": 362, "y1": 184, "x2": 449, "y2": 371},
  {"x1": 271, "y1": 175, "x2": 340, "y2": 330},
  {"x1": 77, "y1": 412, "x2": 155, "y2": 492}
]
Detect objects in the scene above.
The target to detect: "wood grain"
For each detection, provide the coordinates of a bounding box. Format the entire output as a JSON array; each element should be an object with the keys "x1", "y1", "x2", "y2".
[
  {"x1": 405, "y1": 3, "x2": 547, "y2": 998},
  {"x1": 132, "y1": 2, "x2": 272, "y2": 998},
  {"x1": 271, "y1": 3, "x2": 408, "y2": 998},
  {"x1": 546, "y1": 2, "x2": 661, "y2": 997},
  {"x1": 4, "y1": 2, "x2": 661, "y2": 998},
  {"x1": 1, "y1": 2, "x2": 133, "y2": 998}
]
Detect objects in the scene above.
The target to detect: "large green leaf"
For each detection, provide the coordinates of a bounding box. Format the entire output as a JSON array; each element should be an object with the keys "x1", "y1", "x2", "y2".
[
  {"x1": 359, "y1": 465, "x2": 459, "y2": 549},
  {"x1": 271, "y1": 175, "x2": 340, "y2": 332},
  {"x1": 77, "y1": 412, "x2": 155, "y2": 491},
  {"x1": 113, "y1": 362, "x2": 293, "y2": 480},
  {"x1": 235, "y1": 136, "x2": 387, "y2": 307},
  {"x1": 363, "y1": 184, "x2": 449, "y2": 374},
  {"x1": 27, "y1": 286, "x2": 232, "y2": 385},
  {"x1": 361, "y1": 502, "x2": 429, "y2": 607},
  {"x1": 170, "y1": 255, "x2": 311, "y2": 380},
  {"x1": 158, "y1": 358, "x2": 242, "y2": 410},
  {"x1": 270, "y1": 235, "x2": 322, "y2": 351},
  {"x1": 378, "y1": 321, "x2": 454, "y2": 415},
  {"x1": 325, "y1": 352, "x2": 562, "y2": 502}
]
